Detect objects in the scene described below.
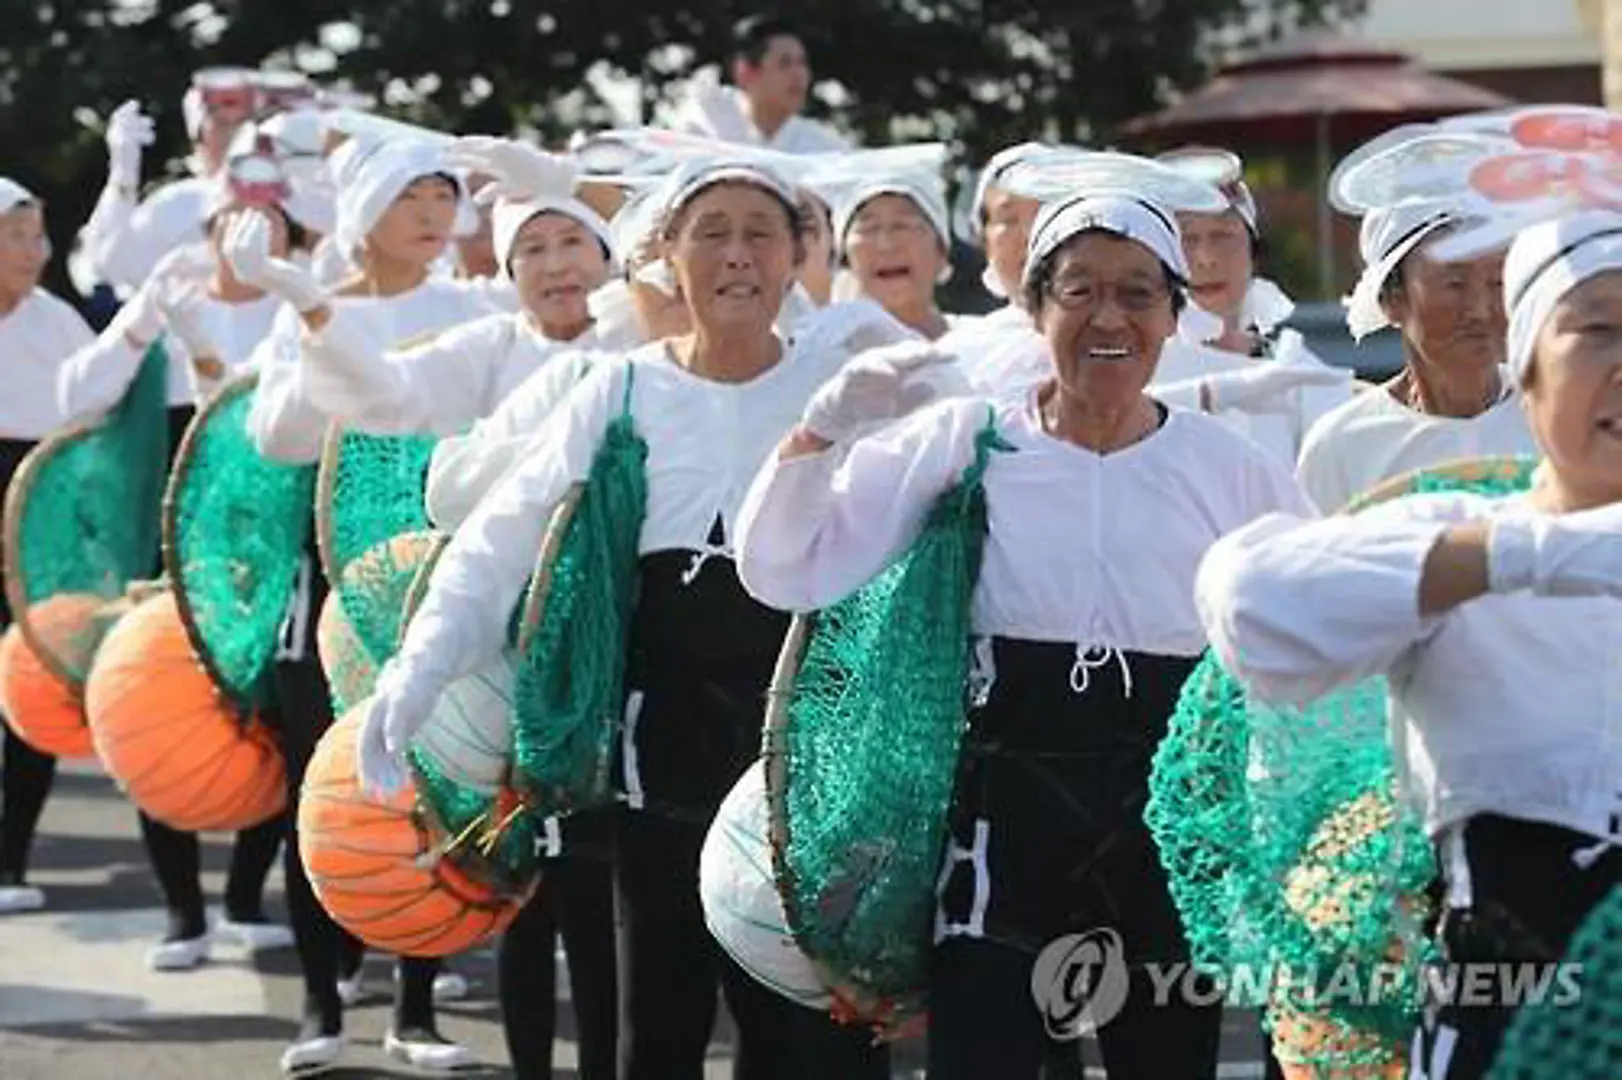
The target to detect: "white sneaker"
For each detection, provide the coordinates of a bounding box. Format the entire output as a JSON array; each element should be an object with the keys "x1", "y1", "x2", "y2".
[
  {"x1": 216, "y1": 916, "x2": 294, "y2": 952},
  {"x1": 431, "y1": 971, "x2": 469, "y2": 1003},
  {"x1": 0, "y1": 884, "x2": 45, "y2": 915},
  {"x1": 383, "y1": 1028, "x2": 479, "y2": 1074},
  {"x1": 146, "y1": 934, "x2": 210, "y2": 971},
  {"x1": 279, "y1": 1032, "x2": 345, "y2": 1076},
  {"x1": 336, "y1": 969, "x2": 365, "y2": 1007}
]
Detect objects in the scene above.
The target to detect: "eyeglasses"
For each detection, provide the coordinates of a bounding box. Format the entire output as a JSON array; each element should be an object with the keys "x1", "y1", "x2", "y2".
[
  {"x1": 849, "y1": 217, "x2": 932, "y2": 242},
  {"x1": 1045, "y1": 277, "x2": 1171, "y2": 314}
]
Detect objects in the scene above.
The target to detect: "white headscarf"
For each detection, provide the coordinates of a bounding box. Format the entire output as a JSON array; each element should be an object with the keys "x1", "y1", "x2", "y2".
[
  {"x1": 332, "y1": 138, "x2": 477, "y2": 259},
  {"x1": 1503, "y1": 208, "x2": 1622, "y2": 385},
  {"x1": 0, "y1": 178, "x2": 37, "y2": 214},
  {"x1": 833, "y1": 172, "x2": 952, "y2": 256},
  {"x1": 489, "y1": 154, "x2": 617, "y2": 281},
  {"x1": 1344, "y1": 200, "x2": 1458, "y2": 342},
  {"x1": 1023, "y1": 193, "x2": 1190, "y2": 296}
]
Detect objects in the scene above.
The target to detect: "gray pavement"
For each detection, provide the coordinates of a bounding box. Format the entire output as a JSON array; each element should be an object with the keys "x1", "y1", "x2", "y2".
[{"x1": 1, "y1": 763, "x2": 1268, "y2": 1079}]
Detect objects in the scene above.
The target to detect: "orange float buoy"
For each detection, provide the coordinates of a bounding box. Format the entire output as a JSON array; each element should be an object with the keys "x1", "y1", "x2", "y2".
[
  {"x1": 316, "y1": 530, "x2": 443, "y2": 714},
  {"x1": 85, "y1": 590, "x2": 286, "y2": 832},
  {"x1": 0, "y1": 593, "x2": 107, "y2": 759},
  {"x1": 299, "y1": 706, "x2": 529, "y2": 957}
]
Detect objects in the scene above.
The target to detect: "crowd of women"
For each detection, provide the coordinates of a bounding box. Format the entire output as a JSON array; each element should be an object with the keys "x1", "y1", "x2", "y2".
[{"x1": 1, "y1": 12, "x2": 1618, "y2": 1080}]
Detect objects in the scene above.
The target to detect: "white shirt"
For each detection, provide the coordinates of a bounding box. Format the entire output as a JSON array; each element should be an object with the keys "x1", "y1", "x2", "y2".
[
  {"x1": 0, "y1": 289, "x2": 96, "y2": 440},
  {"x1": 424, "y1": 298, "x2": 915, "y2": 532},
  {"x1": 1197, "y1": 493, "x2": 1622, "y2": 843},
  {"x1": 57, "y1": 292, "x2": 280, "y2": 422},
  {"x1": 245, "y1": 279, "x2": 505, "y2": 464},
  {"x1": 301, "y1": 310, "x2": 604, "y2": 439},
  {"x1": 671, "y1": 84, "x2": 851, "y2": 154},
  {"x1": 1296, "y1": 376, "x2": 1535, "y2": 513},
  {"x1": 736, "y1": 393, "x2": 1311, "y2": 660},
  {"x1": 78, "y1": 177, "x2": 212, "y2": 293},
  {"x1": 391, "y1": 330, "x2": 861, "y2": 692}
]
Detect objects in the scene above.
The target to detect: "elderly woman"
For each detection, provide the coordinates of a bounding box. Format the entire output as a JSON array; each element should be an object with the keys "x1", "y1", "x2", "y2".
[
  {"x1": 1297, "y1": 201, "x2": 1536, "y2": 511},
  {"x1": 1196, "y1": 208, "x2": 1622, "y2": 1080},
  {"x1": 0, "y1": 179, "x2": 93, "y2": 917},
  {"x1": 226, "y1": 136, "x2": 498, "y2": 1077},
  {"x1": 836, "y1": 172, "x2": 955, "y2": 339},
  {"x1": 734, "y1": 187, "x2": 1309, "y2": 1077},
  {"x1": 359, "y1": 157, "x2": 893, "y2": 1080}
]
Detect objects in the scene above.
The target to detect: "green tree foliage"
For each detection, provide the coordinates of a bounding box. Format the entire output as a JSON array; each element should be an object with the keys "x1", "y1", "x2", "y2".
[{"x1": 3, "y1": 0, "x2": 1364, "y2": 299}]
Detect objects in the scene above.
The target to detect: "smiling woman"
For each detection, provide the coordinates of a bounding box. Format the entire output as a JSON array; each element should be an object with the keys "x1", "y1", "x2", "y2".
[
  {"x1": 837, "y1": 173, "x2": 952, "y2": 340},
  {"x1": 733, "y1": 177, "x2": 1311, "y2": 1078},
  {"x1": 1195, "y1": 208, "x2": 1622, "y2": 1080}
]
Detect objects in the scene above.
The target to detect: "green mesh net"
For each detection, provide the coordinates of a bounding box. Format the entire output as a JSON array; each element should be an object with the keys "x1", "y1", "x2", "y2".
[
  {"x1": 507, "y1": 400, "x2": 647, "y2": 816},
  {"x1": 163, "y1": 374, "x2": 317, "y2": 711},
  {"x1": 2, "y1": 341, "x2": 170, "y2": 687},
  {"x1": 1146, "y1": 454, "x2": 1540, "y2": 1074},
  {"x1": 1488, "y1": 884, "x2": 1622, "y2": 1080},
  {"x1": 764, "y1": 414, "x2": 1007, "y2": 1029},
  {"x1": 315, "y1": 429, "x2": 441, "y2": 713}
]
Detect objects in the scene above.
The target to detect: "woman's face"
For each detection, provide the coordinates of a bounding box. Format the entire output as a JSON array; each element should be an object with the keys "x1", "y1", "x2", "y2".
[
  {"x1": 366, "y1": 175, "x2": 459, "y2": 268},
  {"x1": 0, "y1": 203, "x2": 49, "y2": 298},
  {"x1": 981, "y1": 186, "x2": 1039, "y2": 302},
  {"x1": 1384, "y1": 235, "x2": 1508, "y2": 377},
  {"x1": 796, "y1": 194, "x2": 834, "y2": 305},
  {"x1": 1524, "y1": 269, "x2": 1622, "y2": 507},
  {"x1": 510, "y1": 211, "x2": 611, "y2": 339},
  {"x1": 667, "y1": 182, "x2": 800, "y2": 335},
  {"x1": 1034, "y1": 231, "x2": 1178, "y2": 408},
  {"x1": 1178, "y1": 209, "x2": 1252, "y2": 325},
  {"x1": 844, "y1": 193, "x2": 947, "y2": 316}
]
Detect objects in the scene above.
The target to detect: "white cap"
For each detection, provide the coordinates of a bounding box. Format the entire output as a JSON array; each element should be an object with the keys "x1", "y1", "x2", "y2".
[
  {"x1": 491, "y1": 196, "x2": 618, "y2": 280},
  {"x1": 656, "y1": 158, "x2": 799, "y2": 226},
  {"x1": 0, "y1": 178, "x2": 37, "y2": 215},
  {"x1": 1023, "y1": 193, "x2": 1190, "y2": 294},
  {"x1": 966, "y1": 141, "x2": 1049, "y2": 244},
  {"x1": 1503, "y1": 208, "x2": 1622, "y2": 385},
  {"x1": 333, "y1": 138, "x2": 477, "y2": 259},
  {"x1": 833, "y1": 172, "x2": 951, "y2": 256},
  {"x1": 1344, "y1": 200, "x2": 1459, "y2": 341}
]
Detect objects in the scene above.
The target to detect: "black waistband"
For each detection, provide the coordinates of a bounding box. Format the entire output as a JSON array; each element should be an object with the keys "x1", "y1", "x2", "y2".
[{"x1": 628, "y1": 550, "x2": 789, "y2": 678}]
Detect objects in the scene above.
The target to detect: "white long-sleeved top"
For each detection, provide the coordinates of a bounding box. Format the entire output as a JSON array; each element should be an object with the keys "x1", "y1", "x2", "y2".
[
  {"x1": 78, "y1": 177, "x2": 212, "y2": 294},
  {"x1": 1, "y1": 289, "x2": 95, "y2": 440},
  {"x1": 392, "y1": 329, "x2": 864, "y2": 692},
  {"x1": 1295, "y1": 376, "x2": 1536, "y2": 513},
  {"x1": 423, "y1": 298, "x2": 919, "y2": 532},
  {"x1": 670, "y1": 84, "x2": 851, "y2": 154},
  {"x1": 57, "y1": 291, "x2": 281, "y2": 422},
  {"x1": 735, "y1": 392, "x2": 1310, "y2": 661},
  {"x1": 244, "y1": 279, "x2": 506, "y2": 464},
  {"x1": 299, "y1": 309, "x2": 604, "y2": 439},
  {"x1": 1196, "y1": 494, "x2": 1622, "y2": 843}
]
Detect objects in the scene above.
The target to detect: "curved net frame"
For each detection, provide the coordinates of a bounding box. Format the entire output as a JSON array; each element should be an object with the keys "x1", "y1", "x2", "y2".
[
  {"x1": 763, "y1": 418, "x2": 1007, "y2": 1033},
  {"x1": 162, "y1": 373, "x2": 317, "y2": 712},
  {"x1": 1146, "y1": 454, "x2": 1540, "y2": 1073},
  {"x1": 2, "y1": 342, "x2": 170, "y2": 687}
]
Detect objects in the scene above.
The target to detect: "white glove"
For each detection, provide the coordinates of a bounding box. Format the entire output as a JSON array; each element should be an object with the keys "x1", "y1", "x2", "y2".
[
  {"x1": 105, "y1": 100, "x2": 154, "y2": 190},
  {"x1": 1487, "y1": 502, "x2": 1622, "y2": 599},
  {"x1": 801, "y1": 342, "x2": 957, "y2": 443},
  {"x1": 154, "y1": 281, "x2": 224, "y2": 380},
  {"x1": 1203, "y1": 359, "x2": 1351, "y2": 414},
  {"x1": 355, "y1": 663, "x2": 440, "y2": 798},
  {"x1": 221, "y1": 210, "x2": 327, "y2": 313},
  {"x1": 109, "y1": 279, "x2": 167, "y2": 349},
  {"x1": 446, "y1": 136, "x2": 579, "y2": 205}
]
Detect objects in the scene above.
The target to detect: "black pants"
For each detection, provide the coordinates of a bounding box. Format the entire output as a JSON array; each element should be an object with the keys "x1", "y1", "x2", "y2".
[
  {"x1": 272, "y1": 560, "x2": 437, "y2": 1035},
  {"x1": 927, "y1": 937, "x2": 1221, "y2": 1080},
  {"x1": 1410, "y1": 814, "x2": 1622, "y2": 1080},
  {"x1": 0, "y1": 727, "x2": 56, "y2": 884},
  {"x1": 615, "y1": 810, "x2": 887, "y2": 1080},
  {"x1": 136, "y1": 810, "x2": 284, "y2": 938},
  {"x1": 499, "y1": 848, "x2": 619, "y2": 1079}
]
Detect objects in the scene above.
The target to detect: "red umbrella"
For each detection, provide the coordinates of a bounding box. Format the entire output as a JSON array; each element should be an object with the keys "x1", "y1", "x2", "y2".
[{"x1": 1123, "y1": 31, "x2": 1513, "y2": 291}]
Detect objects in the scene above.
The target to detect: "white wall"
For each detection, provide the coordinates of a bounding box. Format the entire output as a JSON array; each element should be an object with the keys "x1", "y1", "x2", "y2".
[{"x1": 1351, "y1": 0, "x2": 1600, "y2": 70}]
